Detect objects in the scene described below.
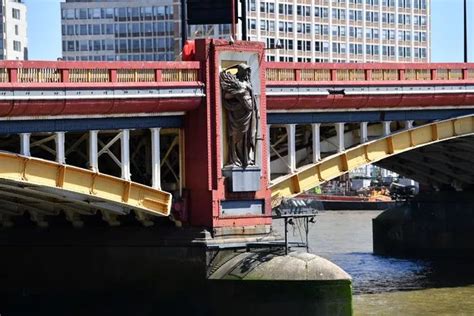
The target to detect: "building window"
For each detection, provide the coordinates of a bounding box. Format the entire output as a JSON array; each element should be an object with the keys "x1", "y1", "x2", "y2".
[
  {"x1": 365, "y1": 0, "x2": 379, "y2": 5},
  {"x1": 398, "y1": 14, "x2": 411, "y2": 25},
  {"x1": 314, "y1": 7, "x2": 329, "y2": 18},
  {"x1": 349, "y1": 27, "x2": 363, "y2": 38},
  {"x1": 365, "y1": 11, "x2": 379, "y2": 23},
  {"x1": 332, "y1": 9, "x2": 346, "y2": 20},
  {"x1": 349, "y1": 43, "x2": 363, "y2": 55},
  {"x1": 12, "y1": 8, "x2": 20, "y2": 19},
  {"x1": 248, "y1": 19, "x2": 256, "y2": 30},
  {"x1": 76, "y1": 8, "x2": 87, "y2": 19},
  {"x1": 332, "y1": 42, "x2": 346, "y2": 54},
  {"x1": 349, "y1": 10, "x2": 363, "y2": 21},
  {"x1": 249, "y1": 0, "x2": 256, "y2": 11},
  {"x1": 398, "y1": 46, "x2": 411, "y2": 58},
  {"x1": 15, "y1": 25, "x2": 18, "y2": 36},
  {"x1": 332, "y1": 25, "x2": 346, "y2": 37},
  {"x1": 414, "y1": 0, "x2": 427, "y2": 9},
  {"x1": 314, "y1": 24, "x2": 329, "y2": 36},
  {"x1": 278, "y1": 3, "x2": 293, "y2": 15},
  {"x1": 382, "y1": 45, "x2": 395, "y2": 57},
  {"x1": 366, "y1": 45, "x2": 379, "y2": 55},
  {"x1": 382, "y1": 0, "x2": 396, "y2": 6},
  {"x1": 13, "y1": 40, "x2": 21, "y2": 52},
  {"x1": 398, "y1": 0, "x2": 412, "y2": 9}
]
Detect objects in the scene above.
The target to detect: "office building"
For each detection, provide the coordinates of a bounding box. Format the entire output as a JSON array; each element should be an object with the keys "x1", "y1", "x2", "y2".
[
  {"x1": 61, "y1": 0, "x2": 179, "y2": 61},
  {"x1": 0, "y1": 0, "x2": 28, "y2": 60}
]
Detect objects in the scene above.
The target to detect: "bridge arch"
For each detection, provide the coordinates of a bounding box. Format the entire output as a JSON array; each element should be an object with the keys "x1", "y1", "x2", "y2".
[
  {"x1": 0, "y1": 151, "x2": 171, "y2": 227},
  {"x1": 270, "y1": 115, "x2": 474, "y2": 205}
]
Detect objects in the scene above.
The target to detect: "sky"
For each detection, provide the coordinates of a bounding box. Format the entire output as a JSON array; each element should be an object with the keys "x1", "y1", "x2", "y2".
[{"x1": 25, "y1": 0, "x2": 474, "y2": 62}]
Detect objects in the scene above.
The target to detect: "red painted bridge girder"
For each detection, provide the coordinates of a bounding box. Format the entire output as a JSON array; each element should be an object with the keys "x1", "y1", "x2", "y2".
[
  {"x1": 265, "y1": 62, "x2": 474, "y2": 111},
  {"x1": 0, "y1": 60, "x2": 473, "y2": 117},
  {"x1": 0, "y1": 60, "x2": 203, "y2": 117}
]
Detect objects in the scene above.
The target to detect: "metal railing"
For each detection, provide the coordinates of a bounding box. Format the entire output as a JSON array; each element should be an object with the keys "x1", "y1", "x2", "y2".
[
  {"x1": 117, "y1": 69, "x2": 155, "y2": 82},
  {"x1": 266, "y1": 63, "x2": 474, "y2": 83},
  {"x1": 0, "y1": 61, "x2": 202, "y2": 85},
  {"x1": 69, "y1": 69, "x2": 109, "y2": 83},
  {"x1": 162, "y1": 69, "x2": 199, "y2": 82},
  {"x1": 1, "y1": 61, "x2": 473, "y2": 86},
  {"x1": 18, "y1": 68, "x2": 62, "y2": 83}
]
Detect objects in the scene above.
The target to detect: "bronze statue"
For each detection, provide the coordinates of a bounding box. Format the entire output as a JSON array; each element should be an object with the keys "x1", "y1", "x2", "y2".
[{"x1": 220, "y1": 64, "x2": 259, "y2": 168}]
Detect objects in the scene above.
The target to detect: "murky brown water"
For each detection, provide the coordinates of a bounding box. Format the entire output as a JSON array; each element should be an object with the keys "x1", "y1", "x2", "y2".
[
  {"x1": 354, "y1": 286, "x2": 474, "y2": 315},
  {"x1": 274, "y1": 210, "x2": 474, "y2": 315}
]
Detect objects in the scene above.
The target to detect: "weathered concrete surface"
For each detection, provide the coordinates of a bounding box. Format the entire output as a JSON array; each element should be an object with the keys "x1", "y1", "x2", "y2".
[
  {"x1": 211, "y1": 251, "x2": 351, "y2": 281},
  {"x1": 373, "y1": 191, "x2": 474, "y2": 257},
  {"x1": 209, "y1": 251, "x2": 353, "y2": 316}
]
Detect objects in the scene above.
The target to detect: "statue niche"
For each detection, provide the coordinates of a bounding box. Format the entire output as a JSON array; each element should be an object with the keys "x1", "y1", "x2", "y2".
[{"x1": 220, "y1": 64, "x2": 259, "y2": 168}]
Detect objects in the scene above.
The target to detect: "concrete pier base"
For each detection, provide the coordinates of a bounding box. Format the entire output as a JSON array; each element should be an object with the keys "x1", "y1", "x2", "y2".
[
  {"x1": 0, "y1": 227, "x2": 352, "y2": 316},
  {"x1": 209, "y1": 251, "x2": 352, "y2": 316},
  {"x1": 373, "y1": 191, "x2": 474, "y2": 257}
]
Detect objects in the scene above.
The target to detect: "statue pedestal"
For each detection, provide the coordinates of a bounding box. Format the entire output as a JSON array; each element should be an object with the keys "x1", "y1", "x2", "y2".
[{"x1": 223, "y1": 165, "x2": 261, "y2": 192}]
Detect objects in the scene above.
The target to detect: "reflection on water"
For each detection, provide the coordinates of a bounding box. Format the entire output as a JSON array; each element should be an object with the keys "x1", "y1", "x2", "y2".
[{"x1": 273, "y1": 210, "x2": 474, "y2": 314}]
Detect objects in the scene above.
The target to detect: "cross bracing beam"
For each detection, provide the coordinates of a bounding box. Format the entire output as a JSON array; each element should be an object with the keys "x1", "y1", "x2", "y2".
[
  {"x1": 270, "y1": 115, "x2": 474, "y2": 206},
  {"x1": 0, "y1": 152, "x2": 172, "y2": 223},
  {"x1": 0, "y1": 116, "x2": 183, "y2": 134}
]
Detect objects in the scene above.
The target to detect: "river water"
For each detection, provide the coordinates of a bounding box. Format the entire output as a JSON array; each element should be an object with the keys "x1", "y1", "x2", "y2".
[{"x1": 274, "y1": 210, "x2": 474, "y2": 315}]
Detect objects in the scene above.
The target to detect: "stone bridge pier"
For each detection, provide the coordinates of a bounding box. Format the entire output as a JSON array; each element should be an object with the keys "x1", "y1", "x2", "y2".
[{"x1": 374, "y1": 190, "x2": 474, "y2": 257}]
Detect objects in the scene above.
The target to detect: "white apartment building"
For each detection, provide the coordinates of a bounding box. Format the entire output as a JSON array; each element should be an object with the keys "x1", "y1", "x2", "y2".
[
  {"x1": 0, "y1": 0, "x2": 28, "y2": 60},
  {"x1": 61, "y1": 0, "x2": 180, "y2": 61},
  {"x1": 246, "y1": 0, "x2": 430, "y2": 62}
]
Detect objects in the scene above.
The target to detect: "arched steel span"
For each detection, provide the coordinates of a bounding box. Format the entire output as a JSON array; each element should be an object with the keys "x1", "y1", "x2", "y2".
[
  {"x1": 0, "y1": 152, "x2": 171, "y2": 227},
  {"x1": 270, "y1": 115, "x2": 474, "y2": 206}
]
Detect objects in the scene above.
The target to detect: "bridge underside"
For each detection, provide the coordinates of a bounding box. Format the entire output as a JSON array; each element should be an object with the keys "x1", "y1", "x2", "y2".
[
  {"x1": 378, "y1": 136, "x2": 474, "y2": 190},
  {"x1": 0, "y1": 151, "x2": 172, "y2": 228},
  {"x1": 270, "y1": 115, "x2": 474, "y2": 205}
]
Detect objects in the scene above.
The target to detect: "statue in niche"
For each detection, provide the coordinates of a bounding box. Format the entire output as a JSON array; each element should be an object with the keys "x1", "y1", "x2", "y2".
[{"x1": 220, "y1": 64, "x2": 259, "y2": 168}]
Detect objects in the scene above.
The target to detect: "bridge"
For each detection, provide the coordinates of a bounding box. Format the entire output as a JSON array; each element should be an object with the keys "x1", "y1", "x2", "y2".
[
  {"x1": 265, "y1": 62, "x2": 474, "y2": 202},
  {"x1": 1, "y1": 39, "x2": 474, "y2": 314},
  {"x1": 0, "y1": 41, "x2": 472, "y2": 231}
]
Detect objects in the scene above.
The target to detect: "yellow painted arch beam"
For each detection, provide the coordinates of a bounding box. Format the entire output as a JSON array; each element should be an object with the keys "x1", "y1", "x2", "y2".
[
  {"x1": 0, "y1": 152, "x2": 172, "y2": 217},
  {"x1": 270, "y1": 115, "x2": 474, "y2": 206}
]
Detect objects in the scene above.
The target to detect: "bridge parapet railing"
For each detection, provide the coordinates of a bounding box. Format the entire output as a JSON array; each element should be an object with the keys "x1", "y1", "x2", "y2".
[
  {"x1": 266, "y1": 62, "x2": 474, "y2": 84},
  {"x1": 0, "y1": 61, "x2": 202, "y2": 86}
]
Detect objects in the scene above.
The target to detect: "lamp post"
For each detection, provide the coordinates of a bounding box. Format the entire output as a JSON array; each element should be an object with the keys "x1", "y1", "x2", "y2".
[{"x1": 464, "y1": 0, "x2": 468, "y2": 62}]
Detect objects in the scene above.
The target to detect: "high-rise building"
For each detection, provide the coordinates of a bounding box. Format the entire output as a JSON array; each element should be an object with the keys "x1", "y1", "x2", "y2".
[
  {"x1": 61, "y1": 0, "x2": 180, "y2": 61},
  {"x1": 0, "y1": 0, "x2": 28, "y2": 60},
  {"x1": 61, "y1": 0, "x2": 431, "y2": 63}
]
